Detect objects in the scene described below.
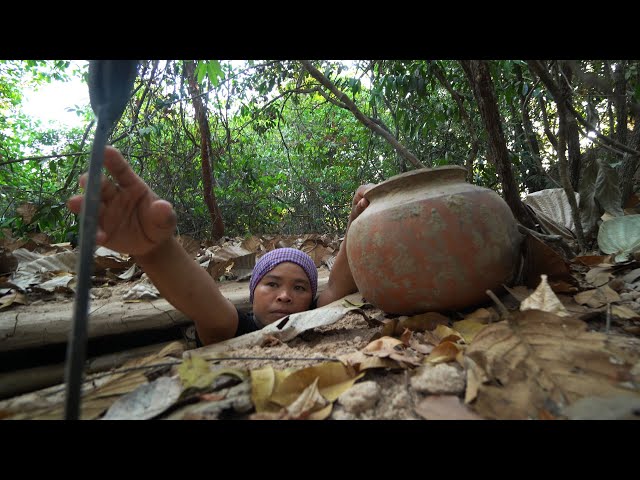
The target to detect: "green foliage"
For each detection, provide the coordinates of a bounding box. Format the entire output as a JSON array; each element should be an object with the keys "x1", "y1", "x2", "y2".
[{"x1": 2, "y1": 59, "x2": 640, "y2": 243}]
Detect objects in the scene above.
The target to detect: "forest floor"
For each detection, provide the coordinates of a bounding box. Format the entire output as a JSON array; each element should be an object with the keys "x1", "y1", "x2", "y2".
[{"x1": 1, "y1": 232, "x2": 640, "y2": 420}]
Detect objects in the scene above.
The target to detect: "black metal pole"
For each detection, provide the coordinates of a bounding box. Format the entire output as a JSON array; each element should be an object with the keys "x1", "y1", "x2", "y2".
[
  {"x1": 63, "y1": 119, "x2": 109, "y2": 420},
  {"x1": 63, "y1": 60, "x2": 138, "y2": 420}
]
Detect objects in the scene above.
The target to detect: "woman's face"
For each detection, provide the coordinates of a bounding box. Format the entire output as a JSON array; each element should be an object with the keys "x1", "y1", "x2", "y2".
[{"x1": 252, "y1": 262, "x2": 313, "y2": 325}]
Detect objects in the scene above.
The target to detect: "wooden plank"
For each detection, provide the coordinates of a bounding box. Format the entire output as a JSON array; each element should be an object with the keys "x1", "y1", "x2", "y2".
[
  {"x1": 0, "y1": 269, "x2": 329, "y2": 352},
  {"x1": 0, "y1": 340, "x2": 185, "y2": 400}
]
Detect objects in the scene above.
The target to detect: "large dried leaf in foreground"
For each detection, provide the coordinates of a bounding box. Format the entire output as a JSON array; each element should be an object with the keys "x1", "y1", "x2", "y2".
[
  {"x1": 269, "y1": 362, "x2": 363, "y2": 407},
  {"x1": 250, "y1": 366, "x2": 295, "y2": 413},
  {"x1": 102, "y1": 376, "x2": 182, "y2": 420},
  {"x1": 465, "y1": 310, "x2": 640, "y2": 419}
]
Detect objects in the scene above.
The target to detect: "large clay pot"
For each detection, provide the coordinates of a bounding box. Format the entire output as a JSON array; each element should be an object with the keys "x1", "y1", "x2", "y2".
[{"x1": 346, "y1": 165, "x2": 523, "y2": 314}]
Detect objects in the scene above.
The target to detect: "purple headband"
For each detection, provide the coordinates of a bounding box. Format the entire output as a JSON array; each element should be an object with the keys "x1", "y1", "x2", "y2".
[{"x1": 249, "y1": 247, "x2": 318, "y2": 303}]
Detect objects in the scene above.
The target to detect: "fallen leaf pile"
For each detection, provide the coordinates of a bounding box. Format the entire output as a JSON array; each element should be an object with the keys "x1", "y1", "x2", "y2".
[{"x1": 1, "y1": 225, "x2": 640, "y2": 420}]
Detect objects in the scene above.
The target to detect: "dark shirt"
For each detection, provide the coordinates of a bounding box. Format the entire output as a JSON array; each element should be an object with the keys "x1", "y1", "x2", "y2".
[{"x1": 194, "y1": 297, "x2": 318, "y2": 348}]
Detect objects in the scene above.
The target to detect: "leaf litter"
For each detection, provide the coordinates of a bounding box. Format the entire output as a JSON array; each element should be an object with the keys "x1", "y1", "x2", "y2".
[{"x1": 1, "y1": 230, "x2": 640, "y2": 420}]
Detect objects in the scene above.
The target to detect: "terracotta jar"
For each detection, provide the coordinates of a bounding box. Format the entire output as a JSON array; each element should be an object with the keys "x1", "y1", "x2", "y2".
[{"x1": 346, "y1": 165, "x2": 523, "y2": 314}]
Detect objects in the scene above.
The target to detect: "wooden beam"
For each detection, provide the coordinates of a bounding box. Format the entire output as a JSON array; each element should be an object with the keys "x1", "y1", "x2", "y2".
[{"x1": 0, "y1": 270, "x2": 330, "y2": 352}]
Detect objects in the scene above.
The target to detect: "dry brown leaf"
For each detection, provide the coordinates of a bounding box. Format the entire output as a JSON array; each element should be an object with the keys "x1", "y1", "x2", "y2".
[
  {"x1": 421, "y1": 330, "x2": 442, "y2": 347},
  {"x1": 94, "y1": 246, "x2": 132, "y2": 272},
  {"x1": 269, "y1": 362, "x2": 363, "y2": 407},
  {"x1": 0, "y1": 290, "x2": 26, "y2": 310},
  {"x1": 206, "y1": 245, "x2": 255, "y2": 280},
  {"x1": 574, "y1": 285, "x2": 621, "y2": 308},
  {"x1": 177, "y1": 234, "x2": 201, "y2": 258},
  {"x1": 452, "y1": 319, "x2": 487, "y2": 343},
  {"x1": 611, "y1": 305, "x2": 640, "y2": 320},
  {"x1": 102, "y1": 376, "x2": 183, "y2": 420},
  {"x1": 178, "y1": 356, "x2": 247, "y2": 391},
  {"x1": 27, "y1": 232, "x2": 51, "y2": 245},
  {"x1": 399, "y1": 328, "x2": 413, "y2": 346},
  {"x1": 574, "y1": 255, "x2": 612, "y2": 267},
  {"x1": 466, "y1": 310, "x2": 640, "y2": 420},
  {"x1": 408, "y1": 337, "x2": 434, "y2": 355},
  {"x1": 464, "y1": 307, "x2": 498, "y2": 324},
  {"x1": 520, "y1": 274, "x2": 570, "y2": 317},
  {"x1": 607, "y1": 278, "x2": 626, "y2": 292},
  {"x1": 16, "y1": 203, "x2": 37, "y2": 224},
  {"x1": 0, "y1": 249, "x2": 18, "y2": 276},
  {"x1": 464, "y1": 356, "x2": 488, "y2": 404},
  {"x1": 380, "y1": 318, "x2": 398, "y2": 337},
  {"x1": 337, "y1": 350, "x2": 401, "y2": 371},
  {"x1": 341, "y1": 297, "x2": 371, "y2": 308},
  {"x1": 522, "y1": 234, "x2": 572, "y2": 289},
  {"x1": 415, "y1": 395, "x2": 484, "y2": 420},
  {"x1": 585, "y1": 266, "x2": 615, "y2": 287},
  {"x1": 432, "y1": 325, "x2": 463, "y2": 343},
  {"x1": 250, "y1": 366, "x2": 276, "y2": 413},
  {"x1": 394, "y1": 312, "x2": 450, "y2": 335},
  {"x1": 622, "y1": 268, "x2": 640, "y2": 284},
  {"x1": 359, "y1": 335, "x2": 422, "y2": 367},
  {"x1": 284, "y1": 378, "x2": 330, "y2": 419},
  {"x1": 249, "y1": 366, "x2": 295, "y2": 413},
  {"x1": 389, "y1": 351, "x2": 423, "y2": 367},
  {"x1": 503, "y1": 285, "x2": 532, "y2": 302},
  {"x1": 2, "y1": 342, "x2": 185, "y2": 420},
  {"x1": 425, "y1": 341, "x2": 463, "y2": 365},
  {"x1": 240, "y1": 235, "x2": 263, "y2": 253},
  {"x1": 362, "y1": 336, "x2": 405, "y2": 357},
  {"x1": 548, "y1": 279, "x2": 579, "y2": 293},
  {"x1": 301, "y1": 241, "x2": 332, "y2": 267}
]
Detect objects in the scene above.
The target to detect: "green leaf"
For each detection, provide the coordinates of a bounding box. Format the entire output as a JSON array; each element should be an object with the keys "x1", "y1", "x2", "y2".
[
  {"x1": 196, "y1": 62, "x2": 207, "y2": 84},
  {"x1": 206, "y1": 60, "x2": 224, "y2": 87},
  {"x1": 598, "y1": 215, "x2": 640, "y2": 262}
]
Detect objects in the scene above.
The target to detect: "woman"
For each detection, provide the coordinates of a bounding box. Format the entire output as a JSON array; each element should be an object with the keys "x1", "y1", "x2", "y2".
[{"x1": 67, "y1": 146, "x2": 372, "y2": 346}]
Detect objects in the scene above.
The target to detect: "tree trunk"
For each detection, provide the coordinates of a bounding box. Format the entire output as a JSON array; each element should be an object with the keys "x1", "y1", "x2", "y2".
[
  {"x1": 614, "y1": 61, "x2": 628, "y2": 147},
  {"x1": 184, "y1": 61, "x2": 225, "y2": 241},
  {"x1": 459, "y1": 60, "x2": 536, "y2": 229},
  {"x1": 619, "y1": 120, "x2": 640, "y2": 204},
  {"x1": 560, "y1": 62, "x2": 582, "y2": 191}
]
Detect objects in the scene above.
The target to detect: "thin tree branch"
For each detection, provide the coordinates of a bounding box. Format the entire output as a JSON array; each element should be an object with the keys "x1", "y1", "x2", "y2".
[
  {"x1": 300, "y1": 60, "x2": 425, "y2": 170},
  {"x1": 430, "y1": 61, "x2": 479, "y2": 181},
  {"x1": 0, "y1": 151, "x2": 87, "y2": 167}
]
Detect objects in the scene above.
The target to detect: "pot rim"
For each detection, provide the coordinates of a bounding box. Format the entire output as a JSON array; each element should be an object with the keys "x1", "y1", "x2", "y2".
[{"x1": 364, "y1": 165, "x2": 467, "y2": 201}]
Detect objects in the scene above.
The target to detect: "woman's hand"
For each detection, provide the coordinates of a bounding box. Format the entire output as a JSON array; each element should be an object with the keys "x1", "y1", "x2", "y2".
[
  {"x1": 66, "y1": 146, "x2": 177, "y2": 257},
  {"x1": 346, "y1": 183, "x2": 375, "y2": 233},
  {"x1": 318, "y1": 182, "x2": 376, "y2": 307}
]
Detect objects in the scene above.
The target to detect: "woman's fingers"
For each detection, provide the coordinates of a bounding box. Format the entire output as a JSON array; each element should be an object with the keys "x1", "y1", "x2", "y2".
[
  {"x1": 67, "y1": 195, "x2": 83, "y2": 214},
  {"x1": 78, "y1": 172, "x2": 122, "y2": 203},
  {"x1": 103, "y1": 146, "x2": 143, "y2": 189}
]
